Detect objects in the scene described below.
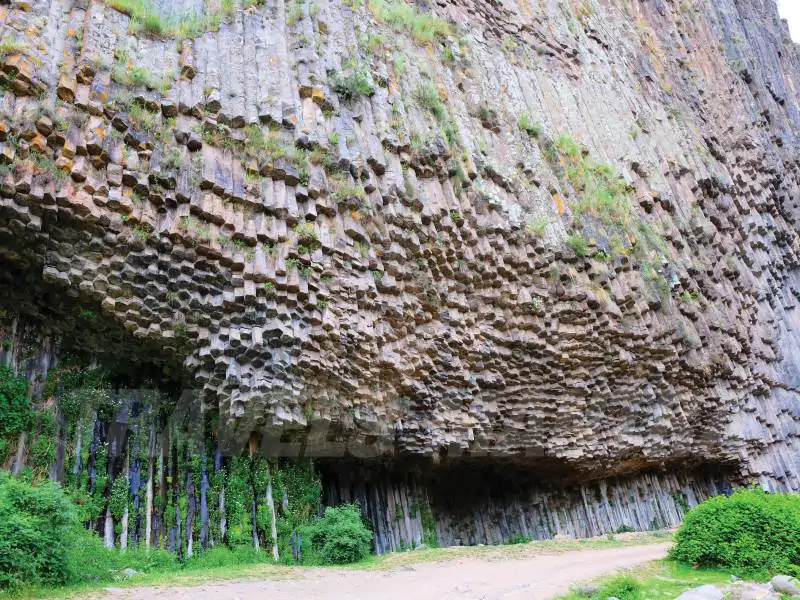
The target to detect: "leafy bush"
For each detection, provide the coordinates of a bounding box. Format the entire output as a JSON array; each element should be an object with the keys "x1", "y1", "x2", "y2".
[
  {"x1": 599, "y1": 576, "x2": 643, "y2": 600},
  {"x1": 306, "y1": 504, "x2": 373, "y2": 564},
  {"x1": 0, "y1": 366, "x2": 30, "y2": 463},
  {"x1": 66, "y1": 533, "x2": 176, "y2": 584},
  {"x1": 670, "y1": 489, "x2": 800, "y2": 577},
  {"x1": 0, "y1": 473, "x2": 79, "y2": 590}
]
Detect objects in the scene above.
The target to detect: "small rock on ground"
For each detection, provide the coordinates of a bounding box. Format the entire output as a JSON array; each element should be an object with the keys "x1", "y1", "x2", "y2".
[
  {"x1": 770, "y1": 575, "x2": 800, "y2": 596},
  {"x1": 675, "y1": 584, "x2": 724, "y2": 600},
  {"x1": 575, "y1": 584, "x2": 601, "y2": 596}
]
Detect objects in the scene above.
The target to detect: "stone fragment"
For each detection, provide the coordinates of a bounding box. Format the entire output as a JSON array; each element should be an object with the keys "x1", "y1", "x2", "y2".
[
  {"x1": 57, "y1": 74, "x2": 77, "y2": 102},
  {"x1": 770, "y1": 576, "x2": 800, "y2": 596},
  {"x1": 675, "y1": 585, "x2": 724, "y2": 600}
]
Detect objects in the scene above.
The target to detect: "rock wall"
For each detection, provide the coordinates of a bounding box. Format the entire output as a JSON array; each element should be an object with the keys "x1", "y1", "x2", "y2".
[
  {"x1": 322, "y1": 459, "x2": 733, "y2": 551},
  {"x1": 1, "y1": 0, "x2": 799, "y2": 551}
]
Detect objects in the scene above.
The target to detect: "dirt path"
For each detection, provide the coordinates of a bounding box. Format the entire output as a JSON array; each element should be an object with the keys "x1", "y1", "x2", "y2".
[{"x1": 100, "y1": 542, "x2": 670, "y2": 600}]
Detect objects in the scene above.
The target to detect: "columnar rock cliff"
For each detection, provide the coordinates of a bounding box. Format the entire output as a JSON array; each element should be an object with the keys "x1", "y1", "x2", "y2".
[{"x1": 0, "y1": 0, "x2": 799, "y2": 553}]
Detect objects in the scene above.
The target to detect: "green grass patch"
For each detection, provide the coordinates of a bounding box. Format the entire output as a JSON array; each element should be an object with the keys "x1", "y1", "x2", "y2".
[
  {"x1": 0, "y1": 39, "x2": 26, "y2": 57},
  {"x1": 559, "y1": 561, "x2": 736, "y2": 600},
  {"x1": 518, "y1": 113, "x2": 541, "y2": 138},
  {"x1": 106, "y1": 0, "x2": 267, "y2": 39},
  {"x1": 412, "y1": 83, "x2": 461, "y2": 147},
  {"x1": 331, "y1": 64, "x2": 375, "y2": 101},
  {"x1": 367, "y1": 0, "x2": 452, "y2": 45}
]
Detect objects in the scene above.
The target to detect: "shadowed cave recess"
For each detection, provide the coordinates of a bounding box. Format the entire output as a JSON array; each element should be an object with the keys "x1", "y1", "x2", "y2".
[{"x1": 0, "y1": 0, "x2": 799, "y2": 555}]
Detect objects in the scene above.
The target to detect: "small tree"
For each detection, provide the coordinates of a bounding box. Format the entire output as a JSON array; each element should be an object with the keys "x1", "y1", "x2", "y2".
[{"x1": 307, "y1": 504, "x2": 373, "y2": 564}]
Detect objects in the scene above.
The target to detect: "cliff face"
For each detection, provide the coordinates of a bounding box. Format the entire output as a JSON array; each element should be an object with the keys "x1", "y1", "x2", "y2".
[{"x1": 1, "y1": 0, "x2": 799, "y2": 552}]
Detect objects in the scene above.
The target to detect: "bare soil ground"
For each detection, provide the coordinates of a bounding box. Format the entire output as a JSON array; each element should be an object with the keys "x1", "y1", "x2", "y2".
[{"x1": 97, "y1": 542, "x2": 671, "y2": 600}]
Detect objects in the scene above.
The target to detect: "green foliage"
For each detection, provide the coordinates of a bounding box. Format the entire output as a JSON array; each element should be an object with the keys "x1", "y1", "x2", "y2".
[
  {"x1": 554, "y1": 133, "x2": 583, "y2": 160},
  {"x1": 293, "y1": 221, "x2": 318, "y2": 242},
  {"x1": 331, "y1": 64, "x2": 375, "y2": 101},
  {"x1": 243, "y1": 125, "x2": 309, "y2": 183},
  {"x1": 107, "y1": 0, "x2": 264, "y2": 39},
  {"x1": 67, "y1": 533, "x2": 176, "y2": 583},
  {"x1": 0, "y1": 39, "x2": 26, "y2": 57},
  {"x1": 413, "y1": 83, "x2": 460, "y2": 147},
  {"x1": 0, "y1": 474, "x2": 80, "y2": 590},
  {"x1": 108, "y1": 476, "x2": 129, "y2": 520},
  {"x1": 548, "y1": 132, "x2": 671, "y2": 301},
  {"x1": 183, "y1": 546, "x2": 271, "y2": 569},
  {"x1": 554, "y1": 136, "x2": 631, "y2": 228},
  {"x1": 111, "y1": 63, "x2": 172, "y2": 92},
  {"x1": 331, "y1": 177, "x2": 366, "y2": 202},
  {"x1": 597, "y1": 576, "x2": 644, "y2": 600},
  {"x1": 518, "y1": 113, "x2": 541, "y2": 138},
  {"x1": 44, "y1": 364, "x2": 111, "y2": 423},
  {"x1": 126, "y1": 102, "x2": 161, "y2": 135},
  {"x1": 567, "y1": 233, "x2": 588, "y2": 257},
  {"x1": 161, "y1": 146, "x2": 182, "y2": 170},
  {"x1": 0, "y1": 366, "x2": 30, "y2": 463},
  {"x1": 526, "y1": 215, "x2": 550, "y2": 238},
  {"x1": 194, "y1": 122, "x2": 236, "y2": 151},
  {"x1": 29, "y1": 412, "x2": 57, "y2": 477},
  {"x1": 670, "y1": 489, "x2": 800, "y2": 578},
  {"x1": 132, "y1": 224, "x2": 151, "y2": 240},
  {"x1": 410, "y1": 500, "x2": 438, "y2": 547},
  {"x1": 367, "y1": 0, "x2": 453, "y2": 45},
  {"x1": 306, "y1": 504, "x2": 373, "y2": 564},
  {"x1": 508, "y1": 533, "x2": 532, "y2": 544},
  {"x1": 413, "y1": 83, "x2": 445, "y2": 118}
]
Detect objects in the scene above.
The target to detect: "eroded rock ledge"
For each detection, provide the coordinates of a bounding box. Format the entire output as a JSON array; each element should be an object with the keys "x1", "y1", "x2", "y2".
[{"x1": 0, "y1": 0, "x2": 799, "y2": 550}]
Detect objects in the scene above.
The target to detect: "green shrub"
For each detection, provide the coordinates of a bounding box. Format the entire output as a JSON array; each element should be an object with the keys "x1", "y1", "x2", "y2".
[
  {"x1": 567, "y1": 233, "x2": 588, "y2": 257},
  {"x1": 518, "y1": 113, "x2": 541, "y2": 138},
  {"x1": 306, "y1": 504, "x2": 373, "y2": 564},
  {"x1": 66, "y1": 533, "x2": 177, "y2": 583},
  {"x1": 0, "y1": 473, "x2": 79, "y2": 590},
  {"x1": 508, "y1": 533, "x2": 532, "y2": 545},
  {"x1": 670, "y1": 489, "x2": 800, "y2": 577},
  {"x1": 0, "y1": 366, "x2": 30, "y2": 463},
  {"x1": 598, "y1": 576, "x2": 643, "y2": 600},
  {"x1": 332, "y1": 67, "x2": 375, "y2": 101}
]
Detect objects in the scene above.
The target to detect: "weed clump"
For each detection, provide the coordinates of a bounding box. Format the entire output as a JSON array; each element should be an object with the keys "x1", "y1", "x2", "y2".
[{"x1": 367, "y1": 0, "x2": 452, "y2": 45}]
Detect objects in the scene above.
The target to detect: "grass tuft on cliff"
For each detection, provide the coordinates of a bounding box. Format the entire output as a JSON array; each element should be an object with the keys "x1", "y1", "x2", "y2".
[
  {"x1": 367, "y1": 0, "x2": 453, "y2": 45},
  {"x1": 105, "y1": 0, "x2": 268, "y2": 39}
]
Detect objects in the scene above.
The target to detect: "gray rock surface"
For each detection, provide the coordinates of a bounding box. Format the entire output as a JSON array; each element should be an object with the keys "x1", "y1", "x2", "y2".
[
  {"x1": 770, "y1": 575, "x2": 800, "y2": 596},
  {"x1": 0, "y1": 0, "x2": 799, "y2": 552},
  {"x1": 675, "y1": 585, "x2": 725, "y2": 600}
]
